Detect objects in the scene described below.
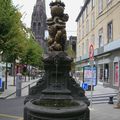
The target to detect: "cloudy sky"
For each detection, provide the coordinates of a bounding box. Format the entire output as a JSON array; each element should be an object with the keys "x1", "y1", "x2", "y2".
[{"x1": 12, "y1": 0, "x2": 83, "y2": 36}]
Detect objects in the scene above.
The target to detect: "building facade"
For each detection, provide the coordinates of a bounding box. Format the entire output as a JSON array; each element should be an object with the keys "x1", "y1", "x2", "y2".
[
  {"x1": 31, "y1": 0, "x2": 47, "y2": 51},
  {"x1": 76, "y1": 0, "x2": 120, "y2": 89}
]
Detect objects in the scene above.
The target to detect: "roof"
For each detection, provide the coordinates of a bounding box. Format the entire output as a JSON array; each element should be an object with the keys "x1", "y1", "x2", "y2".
[{"x1": 76, "y1": 0, "x2": 90, "y2": 22}]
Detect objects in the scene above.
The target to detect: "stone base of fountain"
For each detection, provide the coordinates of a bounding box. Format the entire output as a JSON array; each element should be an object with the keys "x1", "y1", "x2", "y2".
[
  {"x1": 24, "y1": 99, "x2": 89, "y2": 120},
  {"x1": 24, "y1": 52, "x2": 90, "y2": 120}
]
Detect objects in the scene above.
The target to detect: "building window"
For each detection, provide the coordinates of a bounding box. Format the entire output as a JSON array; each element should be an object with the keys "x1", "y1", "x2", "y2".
[
  {"x1": 107, "y1": 0, "x2": 112, "y2": 5},
  {"x1": 79, "y1": 44, "x2": 81, "y2": 57},
  {"x1": 79, "y1": 30, "x2": 81, "y2": 40},
  {"x1": 86, "y1": 6, "x2": 88, "y2": 17},
  {"x1": 82, "y1": 42, "x2": 84, "y2": 56},
  {"x1": 98, "y1": 28, "x2": 103, "y2": 48},
  {"x1": 82, "y1": 25, "x2": 84, "y2": 38},
  {"x1": 33, "y1": 22, "x2": 36, "y2": 31},
  {"x1": 91, "y1": 34, "x2": 95, "y2": 46},
  {"x1": 91, "y1": 0, "x2": 95, "y2": 9},
  {"x1": 38, "y1": 22, "x2": 41, "y2": 31},
  {"x1": 114, "y1": 62, "x2": 119, "y2": 86},
  {"x1": 107, "y1": 21, "x2": 113, "y2": 43},
  {"x1": 91, "y1": 12, "x2": 95, "y2": 29},
  {"x1": 82, "y1": 12, "x2": 84, "y2": 23},
  {"x1": 98, "y1": 0, "x2": 103, "y2": 14},
  {"x1": 86, "y1": 39, "x2": 89, "y2": 54},
  {"x1": 79, "y1": 19, "x2": 81, "y2": 27},
  {"x1": 86, "y1": 20, "x2": 89, "y2": 34}
]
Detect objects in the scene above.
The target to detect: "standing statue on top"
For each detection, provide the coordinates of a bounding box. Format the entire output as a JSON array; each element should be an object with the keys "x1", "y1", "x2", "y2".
[{"x1": 47, "y1": 0, "x2": 69, "y2": 51}]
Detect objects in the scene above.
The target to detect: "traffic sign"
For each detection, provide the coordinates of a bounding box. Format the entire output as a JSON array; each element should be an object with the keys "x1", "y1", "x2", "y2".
[
  {"x1": 0, "y1": 78, "x2": 2, "y2": 89},
  {"x1": 82, "y1": 83, "x2": 88, "y2": 91},
  {"x1": 89, "y1": 44, "x2": 94, "y2": 60}
]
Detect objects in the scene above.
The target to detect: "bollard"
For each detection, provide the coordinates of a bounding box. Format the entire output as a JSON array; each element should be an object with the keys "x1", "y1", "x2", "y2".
[
  {"x1": 108, "y1": 96, "x2": 114, "y2": 104},
  {"x1": 16, "y1": 73, "x2": 22, "y2": 97},
  {"x1": 28, "y1": 84, "x2": 30, "y2": 94},
  {"x1": 114, "y1": 88, "x2": 120, "y2": 108}
]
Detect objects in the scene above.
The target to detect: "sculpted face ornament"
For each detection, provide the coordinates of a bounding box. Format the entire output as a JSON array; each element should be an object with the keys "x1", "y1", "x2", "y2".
[{"x1": 47, "y1": 0, "x2": 69, "y2": 51}]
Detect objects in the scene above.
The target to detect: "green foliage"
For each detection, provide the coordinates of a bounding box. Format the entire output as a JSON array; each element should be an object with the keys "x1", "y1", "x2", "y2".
[
  {"x1": 0, "y1": 0, "x2": 26, "y2": 62},
  {"x1": 0, "y1": 0, "x2": 43, "y2": 69},
  {"x1": 21, "y1": 33, "x2": 43, "y2": 68},
  {"x1": 0, "y1": 0, "x2": 21, "y2": 50},
  {"x1": 66, "y1": 44, "x2": 76, "y2": 71},
  {"x1": 66, "y1": 44, "x2": 75, "y2": 58}
]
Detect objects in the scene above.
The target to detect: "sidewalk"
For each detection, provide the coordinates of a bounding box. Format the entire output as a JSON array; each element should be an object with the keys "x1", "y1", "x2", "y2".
[
  {"x1": 0, "y1": 76, "x2": 39, "y2": 99},
  {"x1": 85, "y1": 83, "x2": 117, "y2": 96},
  {"x1": 87, "y1": 84, "x2": 120, "y2": 120},
  {"x1": 90, "y1": 103, "x2": 120, "y2": 120}
]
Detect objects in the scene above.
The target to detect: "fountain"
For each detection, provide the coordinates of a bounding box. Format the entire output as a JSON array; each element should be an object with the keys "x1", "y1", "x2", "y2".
[{"x1": 24, "y1": 0, "x2": 90, "y2": 120}]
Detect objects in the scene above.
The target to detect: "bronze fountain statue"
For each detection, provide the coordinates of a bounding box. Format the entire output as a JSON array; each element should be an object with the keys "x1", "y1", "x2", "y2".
[
  {"x1": 47, "y1": 0, "x2": 68, "y2": 51},
  {"x1": 24, "y1": 1, "x2": 90, "y2": 120}
]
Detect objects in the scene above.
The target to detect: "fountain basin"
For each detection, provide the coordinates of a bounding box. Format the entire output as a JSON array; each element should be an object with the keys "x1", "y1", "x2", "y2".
[{"x1": 24, "y1": 100, "x2": 89, "y2": 120}]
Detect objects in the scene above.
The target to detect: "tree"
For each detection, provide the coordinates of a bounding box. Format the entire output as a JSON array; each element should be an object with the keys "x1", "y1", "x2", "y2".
[
  {"x1": 66, "y1": 44, "x2": 76, "y2": 72},
  {"x1": 0, "y1": 0, "x2": 27, "y2": 87},
  {"x1": 0, "y1": 0, "x2": 21, "y2": 50},
  {"x1": 21, "y1": 31, "x2": 43, "y2": 80},
  {"x1": 21, "y1": 34, "x2": 43, "y2": 68}
]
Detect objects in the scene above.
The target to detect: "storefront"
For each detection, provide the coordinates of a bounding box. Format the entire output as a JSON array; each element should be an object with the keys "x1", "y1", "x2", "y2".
[{"x1": 97, "y1": 58, "x2": 110, "y2": 85}]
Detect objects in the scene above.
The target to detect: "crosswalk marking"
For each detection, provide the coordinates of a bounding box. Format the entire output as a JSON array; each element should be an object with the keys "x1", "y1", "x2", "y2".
[{"x1": 0, "y1": 113, "x2": 23, "y2": 120}]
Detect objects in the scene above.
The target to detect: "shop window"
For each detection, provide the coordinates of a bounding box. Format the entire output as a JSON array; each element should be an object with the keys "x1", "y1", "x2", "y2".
[
  {"x1": 114, "y1": 62, "x2": 119, "y2": 86},
  {"x1": 99, "y1": 68, "x2": 103, "y2": 82},
  {"x1": 104, "y1": 64, "x2": 109, "y2": 83}
]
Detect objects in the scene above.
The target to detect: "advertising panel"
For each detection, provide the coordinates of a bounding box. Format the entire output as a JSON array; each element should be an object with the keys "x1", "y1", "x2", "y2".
[{"x1": 83, "y1": 66, "x2": 97, "y2": 86}]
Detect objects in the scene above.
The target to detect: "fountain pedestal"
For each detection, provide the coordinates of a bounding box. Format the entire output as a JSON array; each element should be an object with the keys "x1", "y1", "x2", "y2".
[
  {"x1": 24, "y1": 52, "x2": 90, "y2": 120},
  {"x1": 24, "y1": 1, "x2": 90, "y2": 119}
]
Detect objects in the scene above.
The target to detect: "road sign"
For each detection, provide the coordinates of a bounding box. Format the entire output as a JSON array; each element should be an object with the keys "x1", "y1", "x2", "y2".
[
  {"x1": 0, "y1": 78, "x2": 2, "y2": 89},
  {"x1": 82, "y1": 83, "x2": 88, "y2": 91},
  {"x1": 89, "y1": 44, "x2": 94, "y2": 60}
]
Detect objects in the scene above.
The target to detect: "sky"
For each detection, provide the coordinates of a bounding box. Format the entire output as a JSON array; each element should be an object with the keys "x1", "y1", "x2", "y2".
[{"x1": 12, "y1": 0, "x2": 83, "y2": 37}]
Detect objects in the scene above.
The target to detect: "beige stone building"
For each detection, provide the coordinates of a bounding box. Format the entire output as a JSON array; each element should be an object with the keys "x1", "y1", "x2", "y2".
[{"x1": 76, "y1": 0, "x2": 120, "y2": 89}]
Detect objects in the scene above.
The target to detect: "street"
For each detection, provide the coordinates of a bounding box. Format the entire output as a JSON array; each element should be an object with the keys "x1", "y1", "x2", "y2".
[
  {"x1": 0, "y1": 96, "x2": 120, "y2": 120},
  {"x1": 0, "y1": 97, "x2": 24, "y2": 120}
]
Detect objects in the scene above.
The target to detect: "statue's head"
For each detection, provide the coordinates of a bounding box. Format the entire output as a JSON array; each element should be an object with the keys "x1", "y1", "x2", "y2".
[
  {"x1": 47, "y1": 0, "x2": 68, "y2": 52},
  {"x1": 50, "y1": 0, "x2": 65, "y2": 17}
]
